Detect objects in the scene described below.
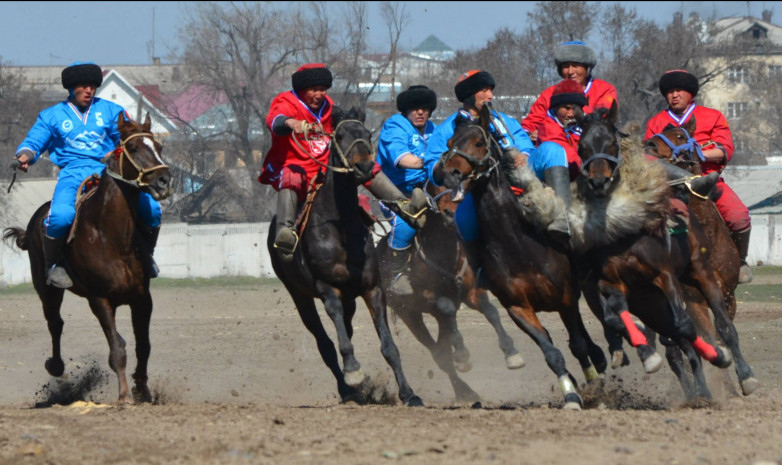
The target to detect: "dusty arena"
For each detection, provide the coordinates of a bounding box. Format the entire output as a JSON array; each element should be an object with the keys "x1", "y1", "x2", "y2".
[{"x1": 1, "y1": 271, "x2": 781, "y2": 465}]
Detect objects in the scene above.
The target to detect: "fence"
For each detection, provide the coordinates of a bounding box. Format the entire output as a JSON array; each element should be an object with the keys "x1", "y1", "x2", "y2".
[{"x1": 2, "y1": 216, "x2": 781, "y2": 286}]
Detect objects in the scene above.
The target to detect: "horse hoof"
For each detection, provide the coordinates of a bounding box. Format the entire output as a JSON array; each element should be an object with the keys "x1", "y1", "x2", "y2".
[
  {"x1": 132, "y1": 386, "x2": 153, "y2": 403},
  {"x1": 405, "y1": 395, "x2": 424, "y2": 407},
  {"x1": 344, "y1": 370, "x2": 365, "y2": 387},
  {"x1": 505, "y1": 353, "x2": 526, "y2": 370},
  {"x1": 611, "y1": 350, "x2": 628, "y2": 369},
  {"x1": 741, "y1": 377, "x2": 759, "y2": 396},
  {"x1": 711, "y1": 346, "x2": 733, "y2": 369},
  {"x1": 643, "y1": 352, "x2": 663, "y2": 374},
  {"x1": 45, "y1": 358, "x2": 65, "y2": 377},
  {"x1": 454, "y1": 361, "x2": 472, "y2": 373},
  {"x1": 563, "y1": 392, "x2": 583, "y2": 410}
]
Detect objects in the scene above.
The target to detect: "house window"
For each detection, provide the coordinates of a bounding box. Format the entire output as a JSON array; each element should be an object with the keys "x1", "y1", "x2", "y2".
[
  {"x1": 727, "y1": 67, "x2": 750, "y2": 84},
  {"x1": 768, "y1": 65, "x2": 782, "y2": 79},
  {"x1": 726, "y1": 102, "x2": 748, "y2": 119}
]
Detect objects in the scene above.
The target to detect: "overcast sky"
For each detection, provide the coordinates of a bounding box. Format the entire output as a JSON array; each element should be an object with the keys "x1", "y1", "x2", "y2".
[{"x1": 0, "y1": 1, "x2": 778, "y2": 67}]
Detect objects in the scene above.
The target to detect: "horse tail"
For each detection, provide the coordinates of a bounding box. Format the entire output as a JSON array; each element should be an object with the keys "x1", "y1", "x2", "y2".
[{"x1": 2, "y1": 227, "x2": 28, "y2": 251}]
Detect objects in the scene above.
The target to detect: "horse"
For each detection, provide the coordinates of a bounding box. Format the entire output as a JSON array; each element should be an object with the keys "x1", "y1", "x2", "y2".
[
  {"x1": 644, "y1": 119, "x2": 758, "y2": 395},
  {"x1": 3, "y1": 113, "x2": 172, "y2": 403},
  {"x1": 573, "y1": 102, "x2": 732, "y2": 401},
  {"x1": 439, "y1": 105, "x2": 607, "y2": 410},
  {"x1": 266, "y1": 107, "x2": 422, "y2": 406},
  {"x1": 377, "y1": 180, "x2": 524, "y2": 402}
]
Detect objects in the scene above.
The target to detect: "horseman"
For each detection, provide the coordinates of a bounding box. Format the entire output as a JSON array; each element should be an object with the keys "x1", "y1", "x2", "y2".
[
  {"x1": 425, "y1": 70, "x2": 572, "y2": 282},
  {"x1": 536, "y1": 79, "x2": 588, "y2": 180},
  {"x1": 14, "y1": 61, "x2": 162, "y2": 288},
  {"x1": 644, "y1": 69, "x2": 753, "y2": 283},
  {"x1": 523, "y1": 40, "x2": 618, "y2": 143},
  {"x1": 377, "y1": 85, "x2": 438, "y2": 296},
  {"x1": 259, "y1": 63, "x2": 426, "y2": 256}
]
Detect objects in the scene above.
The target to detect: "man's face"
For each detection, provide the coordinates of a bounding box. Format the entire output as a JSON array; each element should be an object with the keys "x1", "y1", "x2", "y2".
[
  {"x1": 298, "y1": 86, "x2": 328, "y2": 111},
  {"x1": 554, "y1": 103, "x2": 580, "y2": 126},
  {"x1": 665, "y1": 88, "x2": 694, "y2": 113},
  {"x1": 71, "y1": 83, "x2": 96, "y2": 108},
  {"x1": 473, "y1": 87, "x2": 494, "y2": 111},
  {"x1": 558, "y1": 62, "x2": 589, "y2": 85},
  {"x1": 405, "y1": 107, "x2": 431, "y2": 129}
]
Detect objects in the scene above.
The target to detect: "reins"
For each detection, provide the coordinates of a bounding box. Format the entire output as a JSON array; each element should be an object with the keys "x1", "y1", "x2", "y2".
[
  {"x1": 290, "y1": 119, "x2": 373, "y2": 173},
  {"x1": 105, "y1": 132, "x2": 169, "y2": 188},
  {"x1": 442, "y1": 125, "x2": 499, "y2": 182}
]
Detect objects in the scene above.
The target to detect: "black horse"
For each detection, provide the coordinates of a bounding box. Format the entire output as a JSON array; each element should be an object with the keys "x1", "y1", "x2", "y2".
[
  {"x1": 266, "y1": 107, "x2": 422, "y2": 406},
  {"x1": 3, "y1": 113, "x2": 172, "y2": 403},
  {"x1": 378, "y1": 180, "x2": 524, "y2": 402},
  {"x1": 573, "y1": 102, "x2": 731, "y2": 401},
  {"x1": 439, "y1": 106, "x2": 607, "y2": 409}
]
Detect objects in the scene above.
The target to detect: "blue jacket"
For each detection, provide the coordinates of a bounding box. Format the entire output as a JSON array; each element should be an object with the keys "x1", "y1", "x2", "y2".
[
  {"x1": 377, "y1": 113, "x2": 435, "y2": 195},
  {"x1": 424, "y1": 108, "x2": 535, "y2": 185},
  {"x1": 17, "y1": 97, "x2": 128, "y2": 169}
]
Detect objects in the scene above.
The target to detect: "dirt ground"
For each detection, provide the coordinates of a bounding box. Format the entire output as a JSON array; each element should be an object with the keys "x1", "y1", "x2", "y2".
[{"x1": 1, "y1": 272, "x2": 781, "y2": 465}]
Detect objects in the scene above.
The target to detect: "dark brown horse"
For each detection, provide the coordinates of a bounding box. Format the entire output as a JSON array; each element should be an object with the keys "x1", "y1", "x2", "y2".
[
  {"x1": 645, "y1": 119, "x2": 758, "y2": 395},
  {"x1": 378, "y1": 180, "x2": 524, "y2": 402},
  {"x1": 439, "y1": 106, "x2": 607, "y2": 409},
  {"x1": 267, "y1": 107, "x2": 422, "y2": 406},
  {"x1": 3, "y1": 113, "x2": 172, "y2": 403},
  {"x1": 574, "y1": 102, "x2": 731, "y2": 401}
]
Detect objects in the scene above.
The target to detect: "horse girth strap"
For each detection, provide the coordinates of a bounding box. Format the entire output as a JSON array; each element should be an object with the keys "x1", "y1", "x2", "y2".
[
  {"x1": 289, "y1": 119, "x2": 373, "y2": 174},
  {"x1": 66, "y1": 174, "x2": 101, "y2": 244},
  {"x1": 106, "y1": 132, "x2": 169, "y2": 187},
  {"x1": 294, "y1": 174, "x2": 325, "y2": 236}
]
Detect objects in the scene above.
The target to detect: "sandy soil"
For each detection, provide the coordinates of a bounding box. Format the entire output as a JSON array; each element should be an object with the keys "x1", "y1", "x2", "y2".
[{"x1": 1, "y1": 275, "x2": 781, "y2": 465}]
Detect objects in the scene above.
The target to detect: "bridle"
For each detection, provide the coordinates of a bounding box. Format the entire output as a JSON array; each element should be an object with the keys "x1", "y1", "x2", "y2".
[
  {"x1": 650, "y1": 127, "x2": 704, "y2": 166},
  {"x1": 105, "y1": 132, "x2": 169, "y2": 188},
  {"x1": 291, "y1": 119, "x2": 374, "y2": 174},
  {"x1": 441, "y1": 124, "x2": 499, "y2": 183},
  {"x1": 580, "y1": 121, "x2": 623, "y2": 181}
]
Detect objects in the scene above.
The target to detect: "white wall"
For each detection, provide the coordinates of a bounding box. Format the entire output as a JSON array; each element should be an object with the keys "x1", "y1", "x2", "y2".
[{"x1": 2, "y1": 217, "x2": 781, "y2": 287}]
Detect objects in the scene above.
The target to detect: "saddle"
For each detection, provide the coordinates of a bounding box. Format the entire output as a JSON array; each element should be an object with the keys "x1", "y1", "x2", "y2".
[{"x1": 66, "y1": 174, "x2": 101, "y2": 244}]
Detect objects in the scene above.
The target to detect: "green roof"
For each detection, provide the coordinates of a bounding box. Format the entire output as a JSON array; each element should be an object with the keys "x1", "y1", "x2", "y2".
[{"x1": 412, "y1": 34, "x2": 453, "y2": 53}]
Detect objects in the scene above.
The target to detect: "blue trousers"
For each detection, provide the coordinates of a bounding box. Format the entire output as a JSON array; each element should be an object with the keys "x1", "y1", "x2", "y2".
[
  {"x1": 454, "y1": 141, "x2": 567, "y2": 241},
  {"x1": 379, "y1": 202, "x2": 416, "y2": 250},
  {"x1": 44, "y1": 164, "x2": 161, "y2": 238}
]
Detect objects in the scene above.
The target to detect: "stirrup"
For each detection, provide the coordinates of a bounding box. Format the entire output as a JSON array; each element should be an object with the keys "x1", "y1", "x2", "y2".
[
  {"x1": 738, "y1": 263, "x2": 753, "y2": 284},
  {"x1": 46, "y1": 265, "x2": 73, "y2": 288},
  {"x1": 389, "y1": 272, "x2": 414, "y2": 296},
  {"x1": 274, "y1": 227, "x2": 299, "y2": 255}
]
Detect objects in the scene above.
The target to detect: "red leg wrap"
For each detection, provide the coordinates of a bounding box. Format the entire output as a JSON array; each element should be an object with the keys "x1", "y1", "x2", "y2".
[
  {"x1": 619, "y1": 311, "x2": 647, "y2": 347},
  {"x1": 692, "y1": 336, "x2": 718, "y2": 362}
]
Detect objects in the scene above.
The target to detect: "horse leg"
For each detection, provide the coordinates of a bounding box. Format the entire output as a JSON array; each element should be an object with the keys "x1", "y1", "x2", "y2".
[
  {"x1": 361, "y1": 286, "x2": 423, "y2": 406},
  {"x1": 582, "y1": 284, "x2": 628, "y2": 369},
  {"x1": 558, "y1": 305, "x2": 605, "y2": 382},
  {"x1": 469, "y1": 290, "x2": 525, "y2": 369},
  {"x1": 597, "y1": 283, "x2": 663, "y2": 374},
  {"x1": 129, "y1": 292, "x2": 153, "y2": 403},
  {"x1": 677, "y1": 336, "x2": 712, "y2": 401},
  {"x1": 505, "y1": 304, "x2": 582, "y2": 410},
  {"x1": 290, "y1": 292, "x2": 359, "y2": 403},
  {"x1": 87, "y1": 297, "x2": 131, "y2": 403},
  {"x1": 39, "y1": 286, "x2": 66, "y2": 377},
  {"x1": 317, "y1": 285, "x2": 364, "y2": 388},
  {"x1": 661, "y1": 336, "x2": 697, "y2": 400},
  {"x1": 434, "y1": 296, "x2": 471, "y2": 372}
]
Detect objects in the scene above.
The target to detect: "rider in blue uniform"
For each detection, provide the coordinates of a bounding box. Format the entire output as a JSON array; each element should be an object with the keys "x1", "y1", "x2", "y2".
[
  {"x1": 14, "y1": 62, "x2": 162, "y2": 288},
  {"x1": 377, "y1": 85, "x2": 437, "y2": 295},
  {"x1": 424, "y1": 70, "x2": 573, "y2": 283}
]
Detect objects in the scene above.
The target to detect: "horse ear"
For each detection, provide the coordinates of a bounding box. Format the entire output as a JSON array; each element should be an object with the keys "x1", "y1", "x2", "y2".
[
  {"x1": 684, "y1": 116, "x2": 696, "y2": 135},
  {"x1": 118, "y1": 111, "x2": 129, "y2": 131},
  {"x1": 353, "y1": 106, "x2": 366, "y2": 123},
  {"x1": 332, "y1": 105, "x2": 344, "y2": 125},
  {"x1": 143, "y1": 113, "x2": 152, "y2": 132},
  {"x1": 606, "y1": 100, "x2": 619, "y2": 126},
  {"x1": 479, "y1": 104, "x2": 491, "y2": 133}
]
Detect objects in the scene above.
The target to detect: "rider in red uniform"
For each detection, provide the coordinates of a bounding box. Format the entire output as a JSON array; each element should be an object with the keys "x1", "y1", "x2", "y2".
[
  {"x1": 259, "y1": 63, "x2": 425, "y2": 255},
  {"x1": 644, "y1": 69, "x2": 753, "y2": 283}
]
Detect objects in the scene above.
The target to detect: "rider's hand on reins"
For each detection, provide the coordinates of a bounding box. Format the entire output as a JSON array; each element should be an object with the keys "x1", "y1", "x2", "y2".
[{"x1": 11, "y1": 156, "x2": 29, "y2": 173}]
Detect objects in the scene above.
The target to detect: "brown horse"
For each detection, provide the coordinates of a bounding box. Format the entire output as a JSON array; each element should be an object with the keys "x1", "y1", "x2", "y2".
[
  {"x1": 574, "y1": 102, "x2": 731, "y2": 401},
  {"x1": 267, "y1": 107, "x2": 422, "y2": 406},
  {"x1": 3, "y1": 113, "x2": 172, "y2": 403},
  {"x1": 439, "y1": 106, "x2": 607, "y2": 410},
  {"x1": 378, "y1": 180, "x2": 524, "y2": 402},
  {"x1": 645, "y1": 119, "x2": 758, "y2": 395}
]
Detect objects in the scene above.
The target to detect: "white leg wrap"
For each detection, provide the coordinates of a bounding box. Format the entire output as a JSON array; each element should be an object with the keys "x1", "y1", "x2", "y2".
[{"x1": 558, "y1": 374, "x2": 577, "y2": 395}]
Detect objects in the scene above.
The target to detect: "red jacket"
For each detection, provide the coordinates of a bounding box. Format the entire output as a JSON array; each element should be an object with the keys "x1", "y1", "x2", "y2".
[
  {"x1": 522, "y1": 77, "x2": 617, "y2": 135},
  {"x1": 644, "y1": 104, "x2": 734, "y2": 175},
  {"x1": 258, "y1": 90, "x2": 334, "y2": 185},
  {"x1": 537, "y1": 112, "x2": 582, "y2": 179}
]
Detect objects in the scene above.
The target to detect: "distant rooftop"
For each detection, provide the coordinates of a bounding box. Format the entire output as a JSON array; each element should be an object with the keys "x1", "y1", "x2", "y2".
[{"x1": 410, "y1": 35, "x2": 455, "y2": 61}]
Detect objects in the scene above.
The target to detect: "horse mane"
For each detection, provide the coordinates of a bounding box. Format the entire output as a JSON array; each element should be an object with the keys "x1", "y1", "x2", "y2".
[{"x1": 569, "y1": 125, "x2": 671, "y2": 251}]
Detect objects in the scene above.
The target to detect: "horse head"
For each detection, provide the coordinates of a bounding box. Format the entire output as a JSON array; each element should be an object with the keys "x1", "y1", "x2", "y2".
[
  {"x1": 441, "y1": 105, "x2": 497, "y2": 202},
  {"x1": 644, "y1": 118, "x2": 702, "y2": 174},
  {"x1": 577, "y1": 100, "x2": 623, "y2": 196},
  {"x1": 109, "y1": 113, "x2": 172, "y2": 200},
  {"x1": 331, "y1": 106, "x2": 375, "y2": 184}
]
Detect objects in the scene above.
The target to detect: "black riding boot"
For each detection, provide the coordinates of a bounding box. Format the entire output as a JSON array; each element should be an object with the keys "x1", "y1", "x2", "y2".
[
  {"x1": 732, "y1": 228, "x2": 753, "y2": 284},
  {"x1": 42, "y1": 235, "x2": 73, "y2": 288},
  {"x1": 659, "y1": 161, "x2": 719, "y2": 197},
  {"x1": 388, "y1": 247, "x2": 414, "y2": 296},
  {"x1": 543, "y1": 166, "x2": 572, "y2": 244},
  {"x1": 139, "y1": 225, "x2": 161, "y2": 278},
  {"x1": 274, "y1": 189, "x2": 299, "y2": 255},
  {"x1": 368, "y1": 172, "x2": 427, "y2": 229}
]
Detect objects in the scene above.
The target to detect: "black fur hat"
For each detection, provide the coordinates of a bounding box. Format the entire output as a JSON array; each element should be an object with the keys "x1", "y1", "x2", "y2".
[
  {"x1": 396, "y1": 85, "x2": 437, "y2": 113},
  {"x1": 291, "y1": 63, "x2": 333, "y2": 93},
  {"x1": 61, "y1": 62, "x2": 103, "y2": 89},
  {"x1": 659, "y1": 69, "x2": 699, "y2": 97},
  {"x1": 454, "y1": 70, "x2": 495, "y2": 102}
]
